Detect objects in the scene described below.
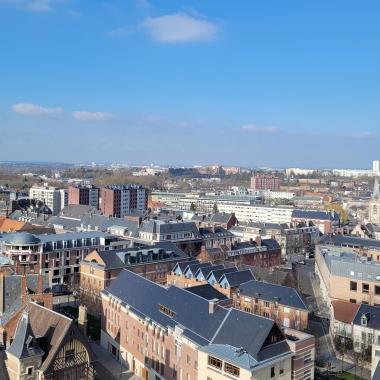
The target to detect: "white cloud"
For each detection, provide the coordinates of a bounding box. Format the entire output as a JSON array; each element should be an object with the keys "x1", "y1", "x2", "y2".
[
  {"x1": 0, "y1": 0, "x2": 68, "y2": 12},
  {"x1": 241, "y1": 124, "x2": 280, "y2": 133},
  {"x1": 12, "y1": 103, "x2": 63, "y2": 116},
  {"x1": 142, "y1": 13, "x2": 218, "y2": 43},
  {"x1": 73, "y1": 110, "x2": 115, "y2": 122}
]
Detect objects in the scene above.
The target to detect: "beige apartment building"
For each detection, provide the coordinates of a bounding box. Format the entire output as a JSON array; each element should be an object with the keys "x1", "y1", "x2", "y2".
[{"x1": 315, "y1": 244, "x2": 380, "y2": 308}]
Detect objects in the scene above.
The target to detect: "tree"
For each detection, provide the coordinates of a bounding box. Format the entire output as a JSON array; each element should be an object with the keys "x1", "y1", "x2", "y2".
[
  {"x1": 190, "y1": 202, "x2": 196, "y2": 212},
  {"x1": 213, "y1": 203, "x2": 218, "y2": 213}
]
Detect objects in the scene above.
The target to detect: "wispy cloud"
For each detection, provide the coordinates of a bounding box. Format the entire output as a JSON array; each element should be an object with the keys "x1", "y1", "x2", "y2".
[
  {"x1": 241, "y1": 124, "x2": 280, "y2": 133},
  {"x1": 0, "y1": 0, "x2": 69, "y2": 12},
  {"x1": 142, "y1": 13, "x2": 218, "y2": 43},
  {"x1": 12, "y1": 103, "x2": 63, "y2": 116},
  {"x1": 73, "y1": 110, "x2": 116, "y2": 122}
]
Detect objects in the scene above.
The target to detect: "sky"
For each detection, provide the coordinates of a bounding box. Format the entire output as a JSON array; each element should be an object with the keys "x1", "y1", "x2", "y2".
[{"x1": 0, "y1": 0, "x2": 379, "y2": 168}]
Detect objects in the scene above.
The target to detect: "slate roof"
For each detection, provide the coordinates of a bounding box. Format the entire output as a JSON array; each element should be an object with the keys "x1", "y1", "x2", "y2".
[
  {"x1": 211, "y1": 308, "x2": 289, "y2": 362},
  {"x1": 87, "y1": 241, "x2": 188, "y2": 269},
  {"x1": 139, "y1": 220, "x2": 201, "y2": 237},
  {"x1": 292, "y1": 209, "x2": 339, "y2": 221},
  {"x1": 195, "y1": 265, "x2": 224, "y2": 279},
  {"x1": 220, "y1": 270, "x2": 255, "y2": 287},
  {"x1": 373, "y1": 361, "x2": 380, "y2": 380},
  {"x1": 207, "y1": 267, "x2": 238, "y2": 282},
  {"x1": 353, "y1": 304, "x2": 380, "y2": 330},
  {"x1": 60, "y1": 205, "x2": 100, "y2": 218},
  {"x1": 104, "y1": 270, "x2": 291, "y2": 369},
  {"x1": 198, "y1": 227, "x2": 235, "y2": 238},
  {"x1": 320, "y1": 248, "x2": 380, "y2": 281},
  {"x1": 184, "y1": 284, "x2": 229, "y2": 301},
  {"x1": 7, "y1": 312, "x2": 44, "y2": 359},
  {"x1": 320, "y1": 234, "x2": 380, "y2": 250},
  {"x1": 0, "y1": 274, "x2": 50, "y2": 325},
  {"x1": 2, "y1": 232, "x2": 41, "y2": 245},
  {"x1": 172, "y1": 259, "x2": 199, "y2": 274},
  {"x1": 238, "y1": 280, "x2": 308, "y2": 310}
]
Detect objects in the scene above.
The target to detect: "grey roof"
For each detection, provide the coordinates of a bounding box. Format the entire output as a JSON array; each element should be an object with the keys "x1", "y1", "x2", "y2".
[
  {"x1": 139, "y1": 220, "x2": 201, "y2": 237},
  {"x1": 37, "y1": 231, "x2": 111, "y2": 243},
  {"x1": 7, "y1": 312, "x2": 44, "y2": 359},
  {"x1": 199, "y1": 226, "x2": 234, "y2": 238},
  {"x1": 211, "y1": 308, "x2": 289, "y2": 362},
  {"x1": 238, "y1": 280, "x2": 307, "y2": 310},
  {"x1": 0, "y1": 274, "x2": 50, "y2": 326},
  {"x1": 321, "y1": 248, "x2": 380, "y2": 281},
  {"x1": 220, "y1": 270, "x2": 255, "y2": 287},
  {"x1": 2, "y1": 232, "x2": 41, "y2": 245},
  {"x1": 185, "y1": 262, "x2": 212, "y2": 276},
  {"x1": 292, "y1": 209, "x2": 339, "y2": 221},
  {"x1": 373, "y1": 361, "x2": 380, "y2": 380},
  {"x1": 321, "y1": 234, "x2": 380, "y2": 250},
  {"x1": 262, "y1": 238, "x2": 281, "y2": 250},
  {"x1": 210, "y1": 212, "x2": 235, "y2": 224},
  {"x1": 172, "y1": 259, "x2": 199, "y2": 273},
  {"x1": 88, "y1": 242, "x2": 188, "y2": 269},
  {"x1": 184, "y1": 284, "x2": 228, "y2": 301},
  {"x1": 60, "y1": 204, "x2": 100, "y2": 218},
  {"x1": 104, "y1": 270, "x2": 290, "y2": 368},
  {"x1": 207, "y1": 267, "x2": 238, "y2": 282},
  {"x1": 353, "y1": 304, "x2": 380, "y2": 330},
  {"x1": 195, "y1": 265, "x2": 224, "y2": 279}
]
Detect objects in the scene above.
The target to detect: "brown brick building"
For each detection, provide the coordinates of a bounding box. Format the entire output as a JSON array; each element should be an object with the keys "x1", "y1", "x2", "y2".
[
  {"x1": 80, "y1": 241, "x2": 189, "y2": 314},
  {"x1": 101, "y1": 270, "x2": 315, "y2": 380}
]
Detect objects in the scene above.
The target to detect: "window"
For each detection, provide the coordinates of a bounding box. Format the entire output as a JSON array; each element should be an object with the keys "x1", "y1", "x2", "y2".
[
  {"x1": 208, "y1": 356, "x2": 222, "y2": 370},
  {"x1": 303, "y1": 351, "x2": 312, "y2": 363},
  {"x1": 65, "y1": 349, "x2": 75, "y2": 365},
  {"x1": 375, "y1": 286, "x2": 380, "y2": 295},
  {"x1": 303, "y1": 369, "x2": 312, "y2": 380},
  {"x1": 350, "y1": 299, "x2": 356, "y2": 303},
  {"x1": 224, "y1": 362, "x2": 240, "y2": 377},
  {"x1": 271, "y1": 366, "x2": 275, "y2": 378},
  {"x1": 350, "y1": 281, "x2": 357, "y2": 291},
  {"x1": 264, "y1": 301, "x2": 270, "y2": 308},
  {"x1": 27, "y1": 367, "x2": 34, "y2": 376},
  {"x1": 363, "y1": 283, "x2": 369, "y2": 293}
]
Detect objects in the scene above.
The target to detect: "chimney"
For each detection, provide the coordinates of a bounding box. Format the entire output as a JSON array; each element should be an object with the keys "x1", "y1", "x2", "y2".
[
  {"x1": 37, "y1": 274, "x2": 44, "y2": 294},
  {"x1": 0, "y1": 273, "x2": 4, "y2": 315},
  {"x1": 209, "y1": 298, "x2": 218, "y2": 314},
  {"x1": 78, "y1": 305, "x2": 88, "y2": 336},
  {"x1": 255, "y1": 236, "x2": 262, "y2": 246}
]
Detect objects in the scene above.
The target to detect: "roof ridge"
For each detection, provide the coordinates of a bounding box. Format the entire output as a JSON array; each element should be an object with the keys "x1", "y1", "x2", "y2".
[{"x1": 210, "y1": 308, "x2": 232, "y2": 343}]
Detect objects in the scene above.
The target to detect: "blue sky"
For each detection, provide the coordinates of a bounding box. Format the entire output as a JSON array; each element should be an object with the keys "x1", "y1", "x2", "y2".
[{"x1": 0, "y1": 0, "x2": 379, "y2": 168}]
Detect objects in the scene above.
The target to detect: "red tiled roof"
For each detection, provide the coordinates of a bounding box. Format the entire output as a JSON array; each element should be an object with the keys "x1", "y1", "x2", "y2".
[{"x1": 331, "y1": 300, "x2": 360, "y2": 324}]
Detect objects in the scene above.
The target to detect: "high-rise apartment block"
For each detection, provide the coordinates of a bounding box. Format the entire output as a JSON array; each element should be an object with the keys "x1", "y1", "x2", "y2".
[
  {"x1": 29, "y1": 185, "x2": 66, "y2": 215},
  {"x1": 100, "y1": 185, "x2": 148, "y2": 218},
  {"x1": 68, "y1": 184, "x2": 99, "y2": 208},
  {"x1": 250, "y1": 174, "x2": 280, "y2": 191}
]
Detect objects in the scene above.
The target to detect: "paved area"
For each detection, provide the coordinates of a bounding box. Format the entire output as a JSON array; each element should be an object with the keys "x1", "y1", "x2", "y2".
[{"x1": 91, "y1": 341, "x2": 141, "y2": 380}]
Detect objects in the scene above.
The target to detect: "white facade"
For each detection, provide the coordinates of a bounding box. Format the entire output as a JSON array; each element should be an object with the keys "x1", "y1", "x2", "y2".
[
  {"x1": 218, "y1": 203, "x2": 293, "y2": 224},
  {"x1": 29, "y1": 185, "x2": 64, "y2": 215}
]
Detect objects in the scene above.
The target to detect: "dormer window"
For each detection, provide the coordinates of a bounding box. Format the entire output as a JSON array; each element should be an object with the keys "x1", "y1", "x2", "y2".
[{"x1": 361, "y1": 315, "x2": 368, "y2": 326}]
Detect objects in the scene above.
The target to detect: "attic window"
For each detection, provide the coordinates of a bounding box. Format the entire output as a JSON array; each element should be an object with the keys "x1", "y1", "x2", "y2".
[{"x1": 159, "y1": 304, "x2": 176, "y2": 318}]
